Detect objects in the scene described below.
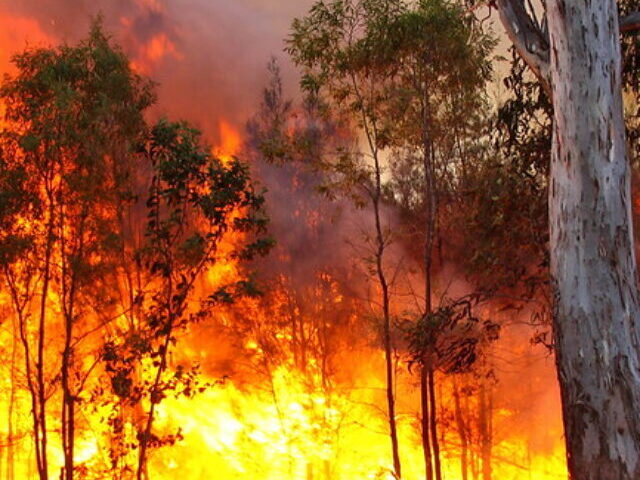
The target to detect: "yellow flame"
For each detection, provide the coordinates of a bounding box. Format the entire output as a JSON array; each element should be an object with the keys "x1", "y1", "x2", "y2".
[{"x1": 215, "y1": 120, "x2": 242, "y2": 165}]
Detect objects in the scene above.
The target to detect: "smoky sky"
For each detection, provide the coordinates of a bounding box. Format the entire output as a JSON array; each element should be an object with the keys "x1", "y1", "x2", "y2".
[{"x1": 0, "y1": 0, "x2": 312, "y2": 143}]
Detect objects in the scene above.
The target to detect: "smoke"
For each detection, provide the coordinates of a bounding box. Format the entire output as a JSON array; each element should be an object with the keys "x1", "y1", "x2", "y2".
[
  {"x1": 0, "y1": 0, "x2": 311, "y2": 142},
  {"x1": 0, "y1": 0, "x2": 373, "y2": 287}
]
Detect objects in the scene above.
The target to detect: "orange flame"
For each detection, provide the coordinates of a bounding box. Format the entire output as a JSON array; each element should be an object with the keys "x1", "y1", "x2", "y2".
[
  {"x1": 215, "y1": 120, "x2": 243, "y2": 165},
  {"x1": 128, "y1": 32, "x2": 182, "y2": 74}
]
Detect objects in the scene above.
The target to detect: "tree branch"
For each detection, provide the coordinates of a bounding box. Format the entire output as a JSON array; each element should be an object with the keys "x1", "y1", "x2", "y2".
[
  {"x1": 496, "y1": 0, "x2": 551, "y2": 96},
  {"x1": 620, "y1": 11, "x2": 640, "y2": 33},
  {"x1": 496, "y1": 2, "x2": 640, "y2": 96}
]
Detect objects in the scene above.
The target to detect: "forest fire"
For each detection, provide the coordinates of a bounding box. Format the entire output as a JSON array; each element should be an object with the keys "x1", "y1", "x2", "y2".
[
  {"x1": 0, "y1": 81, "x2": 568, "y2": 477},
  {"x1": 5, "y1": 1, "x2": 640, "y2": 480}
]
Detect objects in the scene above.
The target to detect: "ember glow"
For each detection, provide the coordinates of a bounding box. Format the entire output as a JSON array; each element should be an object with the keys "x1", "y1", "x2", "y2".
[{"x1": 0, "y1": 2, "x2": 570, "y2": 480}]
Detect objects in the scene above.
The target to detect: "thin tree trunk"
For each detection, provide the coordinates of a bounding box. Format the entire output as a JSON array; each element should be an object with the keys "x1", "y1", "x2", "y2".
[
  {"x1": 16, "y1": 304, "x2": 40, "y2": 480},
  {"x1": 373, "y1": 154, "x2": 402, "y2": 479},
  {"x1": 478, "y1": 383, "x2": 492, "y2": 480},
  {"x1": 349, "y1": 70, "x2": 401, "y2": 479},
  {"x1": 422, "y1": 95, "x2": 442, "y2": 480},
  {"x1": 60, "y1": 206, "x2": 86, "y2": 480},
  {"x1": 137, "y1": 273, "x2": 174, "y2": 480},
  {"x1": 33, "y1": 191, "x2": 55, "y2": 480},
  {"x1": 453, "y1": 379, "x2": 468, "y2": 480},
  {"x1": 375, "y1": 198, "x2": 402, "y2": 479},
  {"x1": 61, "y1": 320, "x2": 76, "y2": 480},
  {"x1": 6, "y1": 313, "x2": 18, "y2": 480},
  {"x1": 547, "y1": 1, "x2": 640, "y2": 478},
  {"x1": 428, "y1": 371, "x2": 442, "y2": 480},
  {"x1": 421, "y1": 367, "x2": 434, "y2": 480}
]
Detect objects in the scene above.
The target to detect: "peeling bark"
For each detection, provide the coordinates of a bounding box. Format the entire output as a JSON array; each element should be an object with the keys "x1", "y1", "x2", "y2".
[
  {"x1": 495, "y1": 1, "x2": 640, "y2": 478},
  {"x1": 547, "y1": 1, "x2": 640, "y2": 478},
  {"x1": 496, "y1": 0, "x2": 551, "y2": 94}
]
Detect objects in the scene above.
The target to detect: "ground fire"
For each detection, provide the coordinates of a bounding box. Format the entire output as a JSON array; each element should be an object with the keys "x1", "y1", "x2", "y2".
[{"x1": 2, "y1": 1, "x2": 640, "y2": 480}]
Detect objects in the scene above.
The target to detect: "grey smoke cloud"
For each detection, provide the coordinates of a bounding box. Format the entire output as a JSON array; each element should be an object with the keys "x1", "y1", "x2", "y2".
[{"x1": 0, "y1": 0, "x2": 312, "y2": 142}]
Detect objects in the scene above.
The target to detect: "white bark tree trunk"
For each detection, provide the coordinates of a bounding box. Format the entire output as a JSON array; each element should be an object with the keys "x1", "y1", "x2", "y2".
[{"x1": 547, "y1": 1, "x2": 640, "y2": 478}]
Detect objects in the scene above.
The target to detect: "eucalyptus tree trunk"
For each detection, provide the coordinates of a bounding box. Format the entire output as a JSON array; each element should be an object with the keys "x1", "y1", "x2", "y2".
[
  {"x1": 546, "y1": 1, "x2": 640, "y2": 478},
  {"x1": 496, "y1": 1, "x2": 640, "y2": 477}
]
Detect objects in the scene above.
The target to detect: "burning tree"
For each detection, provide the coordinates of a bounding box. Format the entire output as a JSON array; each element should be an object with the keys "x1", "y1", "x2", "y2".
[
  {"x1": 0, "y1": 21, "x2": 271, "y2": 479},
  {"x1": 244, "y1": 58, "x2": 371, "y2": 480},
  {"x1": 375, "y1": 3, "x2": 494, "y2": 478},
  {"x1": 287, "y1": 2, "x2": 409, "y2": 475},
  {"x1": 0, "y1": 21, "x2": 154, "y2": 479},
  {"x1": 287, "y1": 1, "x2": 496, "y2": 478},
  {"x1": 129, "y1": 119, "x2": 270, "y2": 480}
]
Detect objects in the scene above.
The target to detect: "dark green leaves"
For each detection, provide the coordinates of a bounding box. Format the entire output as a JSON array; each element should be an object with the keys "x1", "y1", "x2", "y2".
[{"x1": 142, "y1": 118, "x2": 272, "y2": 270}]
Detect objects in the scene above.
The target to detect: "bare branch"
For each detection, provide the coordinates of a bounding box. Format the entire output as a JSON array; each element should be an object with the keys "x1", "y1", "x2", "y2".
[
  {"x1": 620, "y1": 11, "x2": 640, "y2": 33},
  {"x1": 496, "y1": 0, "x2": 551, "y2": 96}
]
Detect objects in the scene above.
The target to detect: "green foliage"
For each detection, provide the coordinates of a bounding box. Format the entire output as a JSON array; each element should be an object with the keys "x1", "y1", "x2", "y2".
[
  {"x1": 288, "y1": 0, "x2": 494, "y2": 146},
  {"x1": 287, "y1": 0, "x2": 405, "y2": 203},
  {"x1": 406, "y1": 296, "x2": 498, "y2": 374},
  {"x1": 287, "y1": 0, "x2": 402, "y2": 143},
  {"x1": 0, "y1": 16, "x2": 156, "y2": 279},
  {"x1": 458, "y1": 0, "x2": 640, "y2": 300},
  {"x1": 382, "y1": 0, "x2": 495, "y2": 147},
  {"x1": 140, "y1": 117, "x2": 272, "y2": 302},
  {"x1": 102, "y1": 118, "x2": 272, "y2": 473},
  {"x1": 0, "y1": 156, "x2": 38, "y2": 266},
  {"x1": 0, "y1": 19, "x2": 272, "y2": 477},
  {"x1": 448, "y1": 48, "x2": 550, "y2": 296},
  {"x1": 288, "y1": 0, "x2": 496, "y2": 237},
  {"x1": 248, "y1": 57, "x2": 367, "y2": 206},
  {"x1": 2, "y1": 18, "x2": 155, "y2": 157}
]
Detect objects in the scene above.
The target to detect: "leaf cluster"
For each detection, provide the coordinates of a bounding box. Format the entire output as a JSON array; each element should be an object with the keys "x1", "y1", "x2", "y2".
[{"x1": 406, "y1": 295, "x2": 498, "y2": 375}]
